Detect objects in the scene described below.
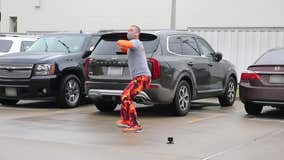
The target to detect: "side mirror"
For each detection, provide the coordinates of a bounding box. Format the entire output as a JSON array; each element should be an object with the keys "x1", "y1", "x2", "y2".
[
  {"x1": 82, "y1": 50, "x2": 92, "y2": 59},
  {"x1": 213, "y1": 52, "x2": 223, "y2": 62},
  {"x1": 82, "y1": 46, "x2": 94, "y2": 59}
]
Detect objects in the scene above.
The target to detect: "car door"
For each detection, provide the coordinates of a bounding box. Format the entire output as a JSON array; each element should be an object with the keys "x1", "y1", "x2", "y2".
[
  {"x1": 168, "y1": 35, "x2": 210, "y2": 91},
  {"x1": 196, "y1": 37, "x2": 225, "y2": 91},
  {"x1": 181, "y1": 36, "x2": 211, "y2": 92}
]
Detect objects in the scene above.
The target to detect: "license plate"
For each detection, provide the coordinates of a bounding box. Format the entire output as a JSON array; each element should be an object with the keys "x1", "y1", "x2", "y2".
[
  {"x1": 107, "y1": 67, "x2": 123, "y2": 76},
  {"x1": 269, "y1": 75, "x2": 284, "y2": 83},
  {"x1": 5, "y1": 88, "x2": 17, "y2": 97}
]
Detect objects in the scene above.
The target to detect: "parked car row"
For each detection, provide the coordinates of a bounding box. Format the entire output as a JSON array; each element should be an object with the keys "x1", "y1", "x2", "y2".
[{"x1": 0, "y1": 30, "x2": 283, "y2": 116}]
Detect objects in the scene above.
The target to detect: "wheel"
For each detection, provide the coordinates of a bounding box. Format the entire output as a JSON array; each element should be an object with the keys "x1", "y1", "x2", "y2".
[
  {"x1": 0, "y1": 99, "x2": 19, "y2": 105},
  {"x1": 218, "y1": 77, "x2": 237, "y2": 107},
  {"x1": 244, "y1": 102, "x2": 263, "y2": 115},
  {"x1": 95, "y1": 100, "x2": 117, "y2": 112},
  {"x1": 57, "y1": 74, "x2": 81, "y2": 108},
  {"x1": 172, "y1": 80, "x2": 191, "y2": 116}
]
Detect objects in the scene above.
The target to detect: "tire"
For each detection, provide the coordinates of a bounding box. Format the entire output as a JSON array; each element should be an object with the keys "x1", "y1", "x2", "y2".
[
  {"x1": 244, "y1": 102, "x2": 263, "y2": 115},
  {"x1": 0, "y1": 99, "x2": 19, "y2": 105},
  {"x1": 171, "y1": 80, "x2": 191, "y2": 116},
  {"x1": 57, "y1": 74, "x2": 81, "y2": 108},
  {"x1": 95, "y1": 100, "x2": 117, "y2": 112},
  {"x1": 218, "y1": 77, "x2": 237, "y2": 107}
]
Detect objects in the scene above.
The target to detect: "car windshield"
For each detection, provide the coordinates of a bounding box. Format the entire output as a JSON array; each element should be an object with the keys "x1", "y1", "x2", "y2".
[
  {"x1": 93, "y1": 33, "x2": 159, "y2": 55},
  {"x1": 255, "y1": 49, "x2": 284, "y2": 65},
  {"x1": 0, "y1": 40, "x2": 13, "y2": 52},
  {"x1": 27, "y1": 35, "x2": 86, "y2": 53}
]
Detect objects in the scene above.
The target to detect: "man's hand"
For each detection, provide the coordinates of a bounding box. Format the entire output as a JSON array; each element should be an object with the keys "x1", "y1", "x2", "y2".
[
  {"x1": 117, "y1": 40, "x2": 134, "y2": 53},
  {"x1": 119, "y1": 46, "x2": 128, "y2": 53}
]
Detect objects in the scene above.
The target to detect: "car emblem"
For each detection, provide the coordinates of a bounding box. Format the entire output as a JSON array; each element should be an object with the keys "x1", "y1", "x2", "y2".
[{"x1": 274, "y1": 66, "x2": 281, "y2": 71}]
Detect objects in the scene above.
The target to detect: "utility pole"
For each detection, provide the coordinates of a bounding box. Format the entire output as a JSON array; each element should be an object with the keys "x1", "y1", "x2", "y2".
[{"x1": 170, "y1": 0, "x2": 176, "y2": 30}]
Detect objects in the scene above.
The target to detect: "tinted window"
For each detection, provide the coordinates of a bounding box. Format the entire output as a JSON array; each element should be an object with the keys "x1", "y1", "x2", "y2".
[
  {"x1": 181, "y1": 36, "x2": 200, "y2": 56},
  {"x1": 255, "y1": 49, "x2": 284, "y2": 65},
  {"x1": 168, "y1": 36, "x2": 182, "y2": 54},
  {"x1": 20, "y1": 41, "x2": 35, "y2": 52},
  {"x1": 94, "y1": 33, "x2": 158, "y2": 55},
  {"x1": 0, "y1": 40, "x2": 13, "y2": 52},
  {"x1": 86, "y1": 36, "x2": 100, "y2": 51},
  {"x1": 197, "y1": 38, "x2": 214, "y2": 56},
  {"x1": 27, "y1": 35, "x2": 86, "y2": 53}
]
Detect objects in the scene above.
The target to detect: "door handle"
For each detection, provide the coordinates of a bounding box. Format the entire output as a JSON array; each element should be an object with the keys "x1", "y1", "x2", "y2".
[
  {"x1": 187, "y1": 62, "x2": 193, "y2": 66},
  {"x1": 208, "y1": 63, "x2": 213, "y2": 67}
]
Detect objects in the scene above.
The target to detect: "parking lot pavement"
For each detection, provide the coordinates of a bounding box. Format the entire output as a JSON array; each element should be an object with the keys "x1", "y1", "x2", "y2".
[{"x1": 0, "y1": 99, "x2": 283, "y2": 160}]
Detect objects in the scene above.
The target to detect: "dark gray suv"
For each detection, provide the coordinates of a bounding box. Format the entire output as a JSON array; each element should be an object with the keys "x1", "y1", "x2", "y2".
[{"x1": 85, "y1": 31, "x2": 237, "y2": 116}]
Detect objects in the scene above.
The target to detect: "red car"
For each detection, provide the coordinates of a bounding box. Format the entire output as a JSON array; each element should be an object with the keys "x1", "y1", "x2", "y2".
[{"x1": 240, "y1": 48, "x2": 284, "y2": 115}]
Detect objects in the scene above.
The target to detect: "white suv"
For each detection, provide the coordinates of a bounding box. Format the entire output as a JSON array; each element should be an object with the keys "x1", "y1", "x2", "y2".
[{"x1": 0, "y1": 35, "x2": 37, "y2": 56}]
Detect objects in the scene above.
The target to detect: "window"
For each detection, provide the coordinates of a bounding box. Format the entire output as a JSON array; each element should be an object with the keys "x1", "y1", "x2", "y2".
[
  {"x1": 94, "y1": 33, "x2": 158, "y2": 55},
  {"x1": 197, "y1": 38, "x2": 214, "y2": 56},
  {"x1": 86, "y1": 36, "x2": 100, "y2": 51},
  {"x1": 27, "y1": 35, "x2": 86, "y2": 53},
  {"x1": 20, "y1": 41, "x2": 35, "y2": 52},
  {"x1": 255, "y1": 49, "x2": 284, "y2": 65},
  {"x1": 181, "y1": 36, "x2": 200, "y2": 56},
  {"x1": 168, "y1": 36, "x2": 182, "y2": 54},
  {"x1": 0, "y1": 40, "x2": 13, "y2": 52},
  {"x1": 9, "y1": 17, "x2": 17, "y2": 32}
]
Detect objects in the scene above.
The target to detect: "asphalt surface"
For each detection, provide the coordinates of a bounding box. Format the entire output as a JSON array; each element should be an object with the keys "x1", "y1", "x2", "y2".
[{"x1": 0, "y1": 99, "x2": 283, "y2": 160}]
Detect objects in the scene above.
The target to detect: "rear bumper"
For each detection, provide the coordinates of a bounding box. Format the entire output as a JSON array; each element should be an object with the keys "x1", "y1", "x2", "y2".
[
  {"x1": 85, "y1": 81, "x2": 173, "y2": 104},
  {"x1": 88, "y1": 89, "x2": 153, "y2": 105},
  {"x1": 0, "y1": 75, "x2": 58, "y2": 100},
  {"x1": 239, "y1": 82, "x2": 284, "y2": 106}
]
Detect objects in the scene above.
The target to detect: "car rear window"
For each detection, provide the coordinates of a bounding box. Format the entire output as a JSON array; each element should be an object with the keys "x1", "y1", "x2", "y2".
[
  {"x1": 0, "y1": 40, "x2": 13, "y2": 52},
  {"x1": 93, "y1": 33, "x2": 159, "y2": 55},
  {"x1": 255, "y1": 49, "x2": 284, "y2": 65}
]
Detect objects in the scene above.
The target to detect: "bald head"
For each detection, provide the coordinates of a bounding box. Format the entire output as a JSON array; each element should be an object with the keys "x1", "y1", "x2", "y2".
[
  {"x1": 127, "y1": 25, "x2": 141, "y2": 40},
  {"x1": 130, "y1": 25, "x2": 141, "y2": 33}
]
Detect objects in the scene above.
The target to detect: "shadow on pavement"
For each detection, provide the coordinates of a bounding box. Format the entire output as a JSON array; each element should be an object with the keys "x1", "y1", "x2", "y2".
[
  {"x1": 0, "y1": 99, "x2": 92, "y2": 109},
  {"x1": 191, "y1": 102, "x2": 220, "y2": 110},
  {"x1": 94, "y1": 101, "x2": 222, "y2": 118},
  {"x1": 94, "y1": 105, "x2": 174, "y2": 118},
  {"x1": 244, "y1": 108, "x2": 284, "y2": 120}
]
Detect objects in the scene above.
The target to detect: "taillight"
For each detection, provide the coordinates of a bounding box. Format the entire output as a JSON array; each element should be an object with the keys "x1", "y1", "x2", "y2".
[
  {"x1": 84, "y1": 57, "x2": 93, "y2": 79},
  {"x1": 148, "y1": 58, "x2": 161, "y2": 80},
  {"x1": 241, "y1": 71, "x2": 260, "y2": 81}
]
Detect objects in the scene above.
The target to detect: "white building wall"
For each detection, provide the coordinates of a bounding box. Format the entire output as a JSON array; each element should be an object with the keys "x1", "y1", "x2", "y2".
[
  {"x1": 1, "y1": 0, "x2": 284, "y2": 32},
  {"x1": 1, "y1": 0, "x2": 172, "y2": 32},
  {"x1": 177, "y1": 0, "x2": 284, "y2": 28}
]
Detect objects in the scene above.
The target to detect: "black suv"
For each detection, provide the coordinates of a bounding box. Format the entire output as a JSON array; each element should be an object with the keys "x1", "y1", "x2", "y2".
[
  {"x1": 85, "y1": 31, "x2": 237, "y2": 116},
  {"x1": 0, "y1": 32, "x2": 101, "y2": 107}
]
